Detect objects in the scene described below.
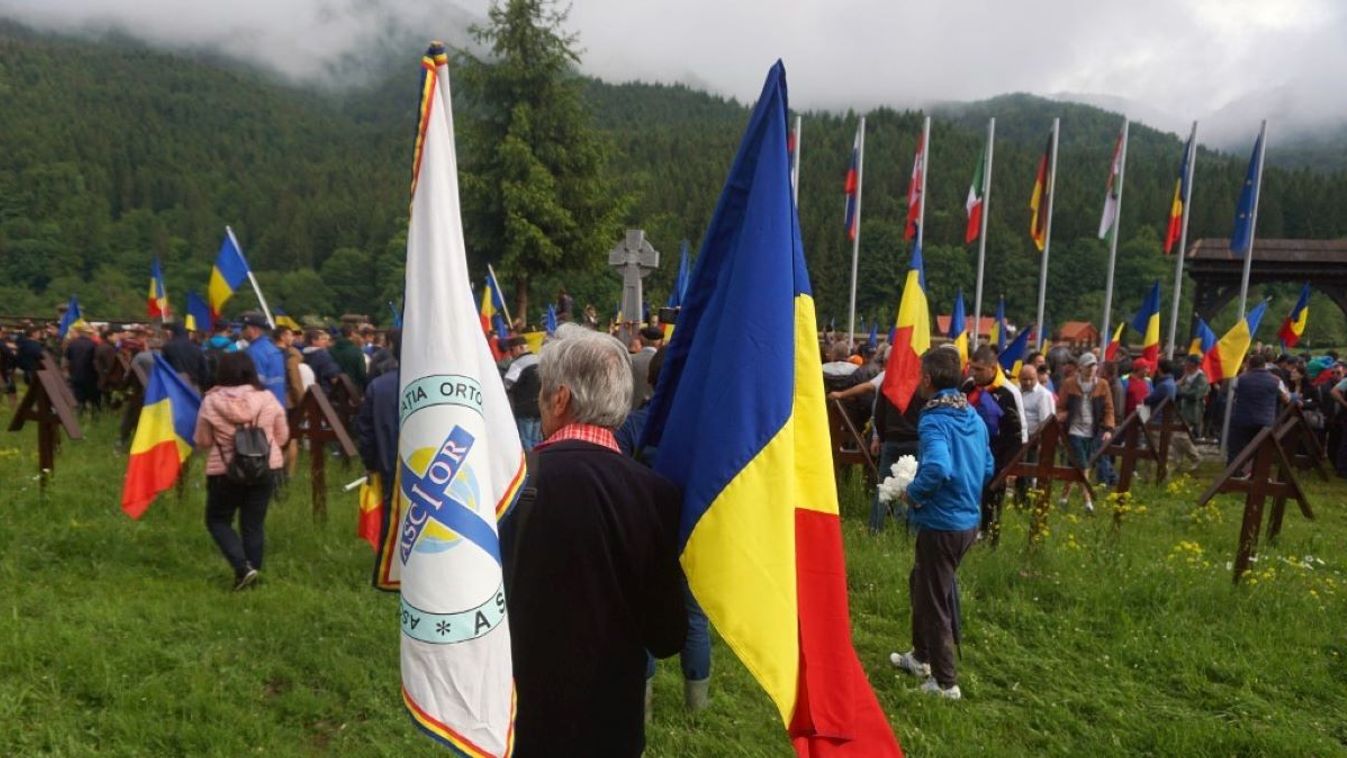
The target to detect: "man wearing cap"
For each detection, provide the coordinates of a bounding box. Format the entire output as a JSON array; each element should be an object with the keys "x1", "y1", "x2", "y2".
[
  {"x1": 629, "y1": 326, "x2": 664, "y2": 411},
  {"x1": 240, "y1": 311, "x2": 286, "y2": 409},
  {"x1": 1056, "y1": 351, "x2": 1114, "y2": 511}
]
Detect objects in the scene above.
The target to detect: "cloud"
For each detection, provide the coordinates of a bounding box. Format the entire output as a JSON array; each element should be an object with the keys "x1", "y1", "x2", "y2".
[{"x1": 4, "y1": 0, "x2": 1344, "y2": 141}]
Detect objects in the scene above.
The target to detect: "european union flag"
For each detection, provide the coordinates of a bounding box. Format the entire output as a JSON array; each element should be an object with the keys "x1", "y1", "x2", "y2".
[{"x1": 1230, "y1": 127, "x2": 1266, "y2": 257}]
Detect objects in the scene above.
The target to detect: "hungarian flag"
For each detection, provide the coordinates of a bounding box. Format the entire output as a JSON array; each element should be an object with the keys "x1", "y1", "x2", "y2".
[
  {"x1": 147, "y1": 257, "x2": 170, "y2": 319},
  {"x1": 843, "y1": 126, "x2": 861, "y2": 241},
  {"x1": 1128, "y1": 281, "x2": 1162, "y2": 363},
  {"x1": 1104, "y1": 321, "x2": 1126, "y2": 361},
  {"x1": 1163, "y1": 132, "x2": 1195, "y2": 255},
  {"x1": 1097, "y1": 128, "x2": 1125, "y2": 240},
  {"x1": 1029, "y1": 133, "x2": 1053, "y2": 251},
  {"x1": 964, "y1": 146, "x2": 986, "y2": 244},
  {"x1": 1202, "y1": 302, "x2": 1268, "y2": 383},
  {"x1": 904, "y1": 130, "x2": 925, "y2": 241},
  {"x1": 642, "y1": 61, "x2": 902, "y2": 757},
  {"x1": 396, "y1": 43, "x2": 524, "y2": 755},
  {"x1": 883, "y1": 244, "x2": 931, "y2": 414},
  {"x1": 1277, "y1": 283, "x2": 1311, "y2": 348}
]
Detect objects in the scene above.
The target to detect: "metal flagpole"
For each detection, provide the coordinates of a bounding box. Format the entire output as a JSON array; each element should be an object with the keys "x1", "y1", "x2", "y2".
[
  {"x1": 1221, "y1": 119, "x2": 1268, "y2": 457},
  {"x1": 846, "y1": 116, "x2": 865, "y2": 349},
  {"x1": 972, "y1": 117, "x2": 994, "y2": 349},
  {"x1": 791, "y1": 114, "x2": 802, "y2": 207},
  {"x1": 1165, "y1": 121, "x2": 1199, "y2": 359},
  {"x1": 1034, "y1": 118, "x2": 1060, "y2": 348},
  {"x1": 486, "y1": 262, "x2": 514, "y2": 327},
  {"x1": 226, "y1": 225, "x2": 274, "y2": 328},
  {"x1": 1099, "y1": 119, "x2": 1130, "y2": 355}
]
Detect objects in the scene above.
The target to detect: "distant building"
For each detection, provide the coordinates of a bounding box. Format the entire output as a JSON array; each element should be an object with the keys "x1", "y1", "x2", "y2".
[{"x1": 1055, "y1": 321, "x2": 1099, "y2": 347}]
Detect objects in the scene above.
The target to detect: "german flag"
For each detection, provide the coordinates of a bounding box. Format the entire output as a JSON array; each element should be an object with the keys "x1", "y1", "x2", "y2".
[
  {"x1": 1029, "y1": 133, "x2": 1053, "y2": 251},
  {"x1": 643, "y1": 62, "x2": 901, "y2": 757}
]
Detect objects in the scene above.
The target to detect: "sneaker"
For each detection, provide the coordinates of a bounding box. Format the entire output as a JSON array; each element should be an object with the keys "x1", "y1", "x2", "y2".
[
  {"x1": 920, "y1": 677, "x2": 962, "y2": 700},
  {"x1": 1083, "y1": 499, "x2": 1095, "y2": 515},
  {"x1": 889, "y1": 651, "x2": 930, "y2": 679},
  {"x1": 233, "y1": 567, "x2": 259, "y2": 591}
]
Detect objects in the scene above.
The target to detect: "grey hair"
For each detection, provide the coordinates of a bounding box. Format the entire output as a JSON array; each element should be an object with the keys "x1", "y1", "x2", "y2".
[{"x1": 538, "y1": 323, "x2": 633, "y2": 429}]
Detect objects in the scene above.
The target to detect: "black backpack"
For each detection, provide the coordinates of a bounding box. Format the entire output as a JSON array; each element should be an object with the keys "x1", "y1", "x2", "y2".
[{"x1": 225, "y1": 412, "x2": 272, "y2": 486}]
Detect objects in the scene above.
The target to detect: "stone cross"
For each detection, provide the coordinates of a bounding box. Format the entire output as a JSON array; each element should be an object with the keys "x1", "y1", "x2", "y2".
[{"x1": 608, "y1": 229, "x2": 659, "y2": 344}]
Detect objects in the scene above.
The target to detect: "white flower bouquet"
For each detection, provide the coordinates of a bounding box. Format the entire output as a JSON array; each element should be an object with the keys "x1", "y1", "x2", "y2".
[{"x1": 876, "y1": 455, "x2": 918, "y2": 504}]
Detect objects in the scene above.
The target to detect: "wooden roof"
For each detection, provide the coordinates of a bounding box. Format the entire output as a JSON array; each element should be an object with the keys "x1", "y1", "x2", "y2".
[
  {"x1": 1187, "y1": 238, "x2": 1347, "y2": 263},
  {"x1": 1056, "y1": 321, "x2": 1098, "y2": 340}
]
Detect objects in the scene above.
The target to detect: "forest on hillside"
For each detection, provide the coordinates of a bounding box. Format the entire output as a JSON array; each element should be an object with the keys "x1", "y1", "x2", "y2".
[{"x1": 2, "y1": 22, "x2": 1346, "y2": 345}]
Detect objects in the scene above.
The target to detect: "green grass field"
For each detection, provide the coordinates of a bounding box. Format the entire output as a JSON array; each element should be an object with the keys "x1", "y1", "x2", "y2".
[{"x1": 3, "y1": 411, "x2": 1346, "y2": 756}]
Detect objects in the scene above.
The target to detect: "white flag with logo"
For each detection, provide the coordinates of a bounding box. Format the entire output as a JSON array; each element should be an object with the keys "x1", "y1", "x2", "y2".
[{"x1": 397, "y1": 43, "x2": 525, "y2": 755}]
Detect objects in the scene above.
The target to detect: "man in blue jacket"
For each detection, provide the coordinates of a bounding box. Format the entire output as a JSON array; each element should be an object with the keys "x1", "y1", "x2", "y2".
[
  {"x1": 240, "y1": 311, "x2": 286, "y2": 408},
  {"x1": 890, "y1": 346, "x2": 993, "y2": 700}
]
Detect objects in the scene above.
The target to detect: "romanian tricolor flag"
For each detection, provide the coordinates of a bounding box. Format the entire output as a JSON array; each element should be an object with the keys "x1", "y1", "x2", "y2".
[
  {"x1": 121, "y1": 354, "x2": 201, "y2": 519},
  {"x1": 949, "y1": 289, "x2": 969, "y2": 369},
  {"x1": 356, "y1": 473, "x2": 384, "y2": 551},
  {"x1": 999, "y1": 326, "x2": 1031, "y2": 378},
  {"x1": 1128, "y1": 281, "x2": 1162, "y2": 363},
  {"x1": 991, "y1": 296, "x2": 1007, "y2": 353},
  {"x1": 1104, "y1": 321, "x2": 1126, "y2": 361},
  {"x1": 184, "y1": 291, "x2": 212, "y2": 334},
  {"x1": 1163, "y1": 131, "x2": 1195, "y2": 255},
  {"x1": 843, "y1": 125, "x2": 861, "y2": 241},
  {"x1": 274, "y1": 310, "x2": 303, "y2": 332},
  {"x1": 1188, "y1": 317, "x2": 1217, "y2": 357},
  {"x1": 57, "y1": 294, "x2": 82, "y2": 339},
  {"x1": 148, "y1": 257, "x2": 170, "y2": 319},
  {"x1": 643, "y1": 62, "x2": 900, "y2": 757},
  {"x1": 884, "y1": 243, "x2": 931, "y2": 415},
  {"x1": 208, "y1": 230, "x2": 253, "y2": 323},
  {"x1": 1029, "y1": 132, "x2": 1053, "y2": 251},
  {"x1": 904, "y1": 129, "x2": 926, "y2": 241},
  {"x1": 1277, "y1": 283, "x2": 1311, "y2": 349},
  {"x1": 1202, "y1": 301, "x2": 1269, "y2": 383},
  {"x1": 396, "y1": 43, "x2": 522, "y2": 755},
  {"x1": 479, "y1": 276, "x2": 510, "y2": 361}
]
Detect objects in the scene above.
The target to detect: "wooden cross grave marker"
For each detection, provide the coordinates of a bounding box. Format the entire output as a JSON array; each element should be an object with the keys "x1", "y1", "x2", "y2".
[
  {"x1": 327, "y1": 374, "x2": 363, "y2": 465},
  {"x1": 7, "y1": 368, "x2": 83, "y2": 489},
  {"x1": 827, "y1": 398, "x2": 877, "y2": 485},
  {"x1": 1144, "y1": 396, "x2": 1196, "y2": 484},
  {"x1": 1086, "y1": 406, "x2": 1161, "y2": 495},
  {"x1": 989, "y1": 415, "x2": 1093, "y2": 546},
  {"x1": 293, "y1": 384, "x2": 358, "y2": 521}
]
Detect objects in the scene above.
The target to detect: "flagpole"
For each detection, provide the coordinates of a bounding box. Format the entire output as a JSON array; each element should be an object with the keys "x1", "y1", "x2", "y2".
[
  {"x1": 1220, "y1": 119, "x2": 1268, "y2": 457},
  {"x1": 486, "y1": 262, "x2": 514, "y2": 326},
  {"x1": 846, "y1": 116, "x2": 865, "y2": 349},
  {"x1": 791, "y1": 115, "x2": 802, "y2": 207},
  {"x1": 972, "y1": 117, "x2": 994, "y2": 349},
  {"x1": 1165, "y1": 121, "x2": 1199, "y2": 359},
  {"x1": 1098, "y1": 119, "x2": 1130, "y2": 355},
  {"x1": 917, "y1": 116, "x2": 931, "y2": 249},
  {"x1": 226, "y1": 225, "x2": 274, "y2": 328},
  {"x1": 1034, "y1": 118, "x2": 1060, "y2": 348}
]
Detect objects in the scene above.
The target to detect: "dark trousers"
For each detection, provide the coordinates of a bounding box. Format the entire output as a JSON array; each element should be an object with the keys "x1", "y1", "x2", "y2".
[
  {"x1": 1226, "y1": 423, "x2": 1265, "y2": 466},
  {"x1": 206, "y1": 474, "x2": 274, "y2": 576},
  {"x1": 910, "y1": 527, "x2": 978, "y2": 688}
]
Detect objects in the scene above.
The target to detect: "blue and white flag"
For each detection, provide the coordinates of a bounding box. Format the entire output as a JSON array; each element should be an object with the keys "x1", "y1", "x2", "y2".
[{"x1": 396, "y1": 43, "x2": 524, "y2": 756}]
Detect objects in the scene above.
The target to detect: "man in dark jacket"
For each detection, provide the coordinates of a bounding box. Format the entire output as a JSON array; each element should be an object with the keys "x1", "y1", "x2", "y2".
[
  {"x1": 16, "y1": 326, "x2": 46, "y2": 383},
  {"x1": 160, "y1": 321, "x2": 208, "y2": 390},
  {"x1": 1227, "y1": 352, "x2": 1290, "y2": 465},
  {"x1": 354, "y1": 329, "x2": 400, "y2": 587},
  {"x1": 500, "y1": 324, "x2": 685, "y2": 756},
  {"x1": 964, "y1": 345, "x2": 1023, "y2": 541},
  {"x1": 502, "y1": 336, "x2": 542, "y2": 450},
  {"x1": 302, "y1": 328, "x2": 342, "y2": 395},
  {"x1": 329, "y1": 324, "x2": 368, "y2": 390},
  {"x1": 64, "y1": 326, "x2": 100, "y2": 411}
]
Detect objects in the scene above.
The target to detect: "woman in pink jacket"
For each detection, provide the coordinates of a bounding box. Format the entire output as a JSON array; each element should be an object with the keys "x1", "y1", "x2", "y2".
[{"x1": 194, "y1": 351, "x2": 289, "y2": 590}]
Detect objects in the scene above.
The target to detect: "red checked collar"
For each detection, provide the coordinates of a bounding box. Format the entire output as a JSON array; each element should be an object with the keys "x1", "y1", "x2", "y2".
[{"x1": 537, "y1": 423, "x2": 620, "y2": 453}]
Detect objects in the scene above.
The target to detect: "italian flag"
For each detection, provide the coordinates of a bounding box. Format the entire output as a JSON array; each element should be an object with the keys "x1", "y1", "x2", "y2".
[{"x1": 964, "y1": 146, "x2": 986, "y2": 243}]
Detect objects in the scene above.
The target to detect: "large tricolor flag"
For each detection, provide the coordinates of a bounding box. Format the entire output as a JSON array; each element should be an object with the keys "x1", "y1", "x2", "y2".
[
  {"x1": 883, "y1": 244, "x2": 930, "y2": 414},
  {"x1": 1188, "y1": 317, "x2": 1218, "y2": 357},
  {"x1": 184, "y1": 291, "x2": 212, "y2": 334},
  {"x1": 208, "y1": 231, "x2": 253, "y2": 324},
  {"x1": 148, "y1": 257, "x2": 170, "y2": 320},
  {"x1": 1097, "y1": 128, "x2": 1125, "y2": 239},
  {"x1": 395, "y1": 43, "x2": 524, "y2": 755},
  {"x1": 1277, "y1": 283, "x2": 1311, "y2": 348},
  {"x1": 1201, "y1": 301, "x2": 1268, "y2": 383},
  {"x1": 965, "y1": 144, "x2": 987, "y2": 244},
  {"x1": 642, "y1": 61, "x2": 900, "y2": 757},
  {"x1": 843, "y1": 126, "x2": 861, "y2": 241},
  {"x1": 1029, "y1": 133, "x2": 1053, "y2": 251},
  {"x1": 1230, "y1": 129, "x2": 1266, "y2": 257},
  {"x1": 1128, "y1": 281, "x2": 1162, "y2": 363},
  {"x1": 949, "y1": 289, "x2": 969, "y2": 368},
  {"x1": 121, "y1": 354, "x2": 201, "y2": 519},
  {"x1": 904, "y1": 129, "x2": 926, "y2": 241},
  {"x1": 1163, "y1": 131, "x2": 1195, "y2": 255}
]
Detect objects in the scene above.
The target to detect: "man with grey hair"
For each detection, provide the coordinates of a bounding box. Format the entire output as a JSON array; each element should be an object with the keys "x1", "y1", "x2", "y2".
[{"x1": 500, "y1": 322, "x2": 687, "y2": 756}]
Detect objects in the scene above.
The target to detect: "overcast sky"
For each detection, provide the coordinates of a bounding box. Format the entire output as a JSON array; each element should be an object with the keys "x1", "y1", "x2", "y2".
[{"x1": 5, "y1": 0, "x2": 1344, "y2": 141}]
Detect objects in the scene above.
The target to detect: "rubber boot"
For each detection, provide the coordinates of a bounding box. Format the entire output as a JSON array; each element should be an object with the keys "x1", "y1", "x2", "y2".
[
  {"x1": 644, "y1": 679, "x2": 653, "y2": 724},
  {"x1": 684, "y1": 678, "x2": 710, "y2": 713}
]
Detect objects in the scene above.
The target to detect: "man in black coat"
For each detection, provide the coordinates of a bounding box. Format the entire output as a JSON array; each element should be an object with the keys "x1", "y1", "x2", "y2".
[
  {"x1": 160, "y1": 322, "x2": 208, "y2": 390},
  {"x1": 64, "y1": 326, "x2": 100, "y2": 411},
  {"x1": 500, "y1": 324, "x2": 686, "y2": 757},
  {"x1": 964, "y1": 345, "x2": 1023, "y2": 541},
  {"x1": 354, "y1": 330, "x2": 400, "y2": 589}
]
